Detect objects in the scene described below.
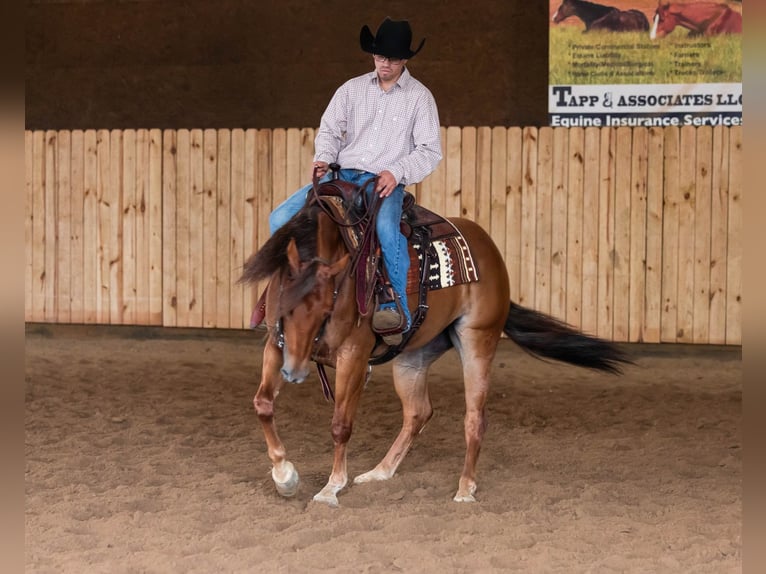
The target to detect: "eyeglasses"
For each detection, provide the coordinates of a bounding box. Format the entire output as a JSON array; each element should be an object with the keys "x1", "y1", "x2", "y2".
[{"x1": 373, "y1": 54, "x2": 403, "y2": 65}]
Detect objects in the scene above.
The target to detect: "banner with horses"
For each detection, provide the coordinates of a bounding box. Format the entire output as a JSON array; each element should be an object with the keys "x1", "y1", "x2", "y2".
[{"x1": 548, "y1": 0, "x2": 742, "y2": 126}]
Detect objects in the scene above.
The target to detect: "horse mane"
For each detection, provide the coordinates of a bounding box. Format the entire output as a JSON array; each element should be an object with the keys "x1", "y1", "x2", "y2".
[{"x1": 238, "y1": 207, "x2": 319, "y2": 286}]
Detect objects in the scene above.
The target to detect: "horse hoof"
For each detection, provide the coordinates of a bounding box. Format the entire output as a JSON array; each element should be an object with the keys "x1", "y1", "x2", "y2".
[
  {"x1": 354, "y1": 468, "x2": 391, "y2": 484},
  {"x1": 272, "y1": 462, "x2": 299, "y2": 498},
  {"x1": 312, "y1": 491, "x2": 339, "y2": 507},
  {"x1": 453, "y1": 483, "x2": 477, "y2": 502}
]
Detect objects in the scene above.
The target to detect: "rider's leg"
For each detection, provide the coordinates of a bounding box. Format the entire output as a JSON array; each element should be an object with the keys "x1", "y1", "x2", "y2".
[{"x1": 374, "y1": 184, "x2": 411, "y2": 334}]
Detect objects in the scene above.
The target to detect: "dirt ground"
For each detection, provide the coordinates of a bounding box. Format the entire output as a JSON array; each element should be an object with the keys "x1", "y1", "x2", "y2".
[{"x1": 25, "y1": 325, "x2": 741, "y2": 573}]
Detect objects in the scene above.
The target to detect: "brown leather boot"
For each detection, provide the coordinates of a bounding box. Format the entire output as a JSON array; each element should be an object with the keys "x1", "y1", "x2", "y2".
[{"x1": 372, "y1": 307, "x2": 405, "y2": 345}]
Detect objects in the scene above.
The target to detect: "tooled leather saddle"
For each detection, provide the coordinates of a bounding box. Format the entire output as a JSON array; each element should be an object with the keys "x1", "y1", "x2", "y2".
[{"x1": 306, "y1": 164, "x2": 479, "y2": 364}]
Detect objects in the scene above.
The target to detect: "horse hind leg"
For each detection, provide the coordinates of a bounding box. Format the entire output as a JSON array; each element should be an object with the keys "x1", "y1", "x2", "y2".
[
  {"x1": 354, "y1": 332, "x2": 452, "y2": 485},
  {"x1": 449, "y1": 324, "x2": 498, "y2": 502}
]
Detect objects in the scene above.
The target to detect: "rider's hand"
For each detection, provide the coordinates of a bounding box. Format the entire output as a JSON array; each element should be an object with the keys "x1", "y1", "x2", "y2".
[
  {"x1": 312, "y1": 161, "x2": 329, "y2": 179},
  {"x1": 376, "y1": 170, "x2": 398, "y2": 197}
]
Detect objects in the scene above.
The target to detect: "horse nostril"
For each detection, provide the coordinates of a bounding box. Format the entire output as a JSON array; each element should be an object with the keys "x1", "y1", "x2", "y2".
[{"x1": 281, "y1": 368, "x2": 306, "y2": 384}]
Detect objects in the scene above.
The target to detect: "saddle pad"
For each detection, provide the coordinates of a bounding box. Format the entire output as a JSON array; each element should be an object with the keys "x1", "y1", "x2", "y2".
[
  {"x1": 313, "y1": 194, "x2": 479, "y2": 293},
  {"x1": 406, "y1": 231, "x2": 479, "y2": 294}
]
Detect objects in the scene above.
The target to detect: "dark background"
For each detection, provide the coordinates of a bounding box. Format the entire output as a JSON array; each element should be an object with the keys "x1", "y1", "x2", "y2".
[{"x1": 25, "y1": 0, "x2": 549, "y2": 129}]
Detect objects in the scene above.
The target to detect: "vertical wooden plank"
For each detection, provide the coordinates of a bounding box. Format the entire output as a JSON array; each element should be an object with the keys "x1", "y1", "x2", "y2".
[
  {"x1": 519, "y1": 127, "x2": 538, "y2": 308},
  {"x1": 256, "y1": 129, "x2": 273, "y2": 250},
  {"x1": 44, "y1": 130, "x2": 58, "y2": 322},
  {"x1": 70, "y1": 130, "x2": 85, "y2": 324},
  {"x1": 628, "y1": 128, "x2": 648, "y2": 342},
  {"x1": 96, "y1": 129, "x2": 112, "y2": 324},
  {"x1": 581, "y1": 127, "x2": 600, "y2": 335},
  {"x1": 489, "y1": 126, "x2": 507, "y2": 259},
  {"x1": 134, "y1": 129, "x2": 150, "y2": 325},
  {"x1": 612, "y1": 127, "x2": 632, "y2": 342},
  {"x1": 31, "y1": 131, "x2": 46, "y2": 322},
  {"x1": 444, "y1": 126, "x2": 462, "y2": 219},
  {"x1": 660, "y1": 127, "x2": 680, "y2": 343},
  {"x1": 56, "y1": 130, "x2": 72, "y2": 324},
  {"x1": 242, "y1": 129, "x2": 258, "y2": 325},
  {"x1": 597, "y1": 128, "x2": 616, "y2": 340},
  {"x1": 285, "y1": 127, "x2": 302, "y2": 199},
  {"x1": 505, "y1": 128, "x2": 524, "y2": 303},
  {"x1": 121, "y1": 129, "x2": 137, "y2": 325},
  {"x1": 272, "y1": 128, "x2": 288, "y2": 212},
  {"x1": 643, "y1": 127, "x2": 664, "y2": 343},
  {"x1": 565, "y1": 127, "x2": 584, "y2": 329},
  {"x1": 475, "y1": 127, "x2": 492, "y2": 233},
  {"x1": 189, "y1": 128, "x2": 205, "y2": 327},
  {"x1": 725, "y1": 126, "x2": 742, "y2": 345},
  {"x1": 534, "y1": 127, "x2": 553, "y2": 315},
  {"x1": 162, "y1": 130, "x2": 179, "y2": 327},
  {"x1": 25, "y1": 132, "x2": 34, "y2": 322},
  {"x1": 460, "y1": 127, "x2": 477, "y2": 221},
  {"x1": 550, "y1": 128, "x2": 569, "y2": 322},
  {"x1": 230, "y1": 128, "x2": 246, "y2": 329},
  {"x1": 83, "y1": 130, "x2": 98, "y2": 324},
  {"x1": 693, "y1": 126, "x2": 713, "y2": 343},
  {"x1": 676, "y1": 126, "x2": 697, "y2": 343},
  {"x1": 708, "y1": 126, "x2": 729, "y2": 344},
  {"x1": 202, "y1": 128, "x2": 219, "y2": 328},
  {"x1": 175, "y1": 129, "x2": 192, "y2": 327},
  {"x1": 216, "y1": 129, "x2": 232, "y2": 329},
  {"x1": 148, "y1": 129, "x2": 163, "y2": 325},
  {"x1": 255, "y1": 129, "x2": 273, "y2": 304},
  {"x1": 299, "y1": 127, "x2": 315, "y2": 184},
  {"x1": 108, "y1": 130, "x2": 124, "y2": 324}
]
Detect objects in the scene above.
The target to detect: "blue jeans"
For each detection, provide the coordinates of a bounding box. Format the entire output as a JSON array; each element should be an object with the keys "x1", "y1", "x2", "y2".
[{"x1": 269, "y1": 169, "x2": 411, "y2": 331}]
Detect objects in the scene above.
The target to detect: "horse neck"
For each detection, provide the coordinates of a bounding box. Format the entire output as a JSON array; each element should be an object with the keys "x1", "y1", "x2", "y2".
[
  {"x1": 670, "y1": 3, "x2": 727, "y2": 32},
  {"x1": 571, "y1": 0, "x2": 615, "y2": 24}
]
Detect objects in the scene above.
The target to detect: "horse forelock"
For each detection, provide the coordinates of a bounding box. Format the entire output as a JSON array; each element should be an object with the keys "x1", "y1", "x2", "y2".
[{"x1": 238, "y1": 208, "x2": 318, "y2": 285}]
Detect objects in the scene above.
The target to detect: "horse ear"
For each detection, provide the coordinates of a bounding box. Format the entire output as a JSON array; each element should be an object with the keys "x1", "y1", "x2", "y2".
[
  {"x1": 286, "y1": 238, "x2": 301, "y2": 275},
  {"x1": 328, "y1": 253, "x2": 350, "y2": 277}
]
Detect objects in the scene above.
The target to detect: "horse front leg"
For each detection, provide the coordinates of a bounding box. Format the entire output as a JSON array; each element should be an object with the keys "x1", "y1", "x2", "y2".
[
  {"x1": 253, "y1": 341, "x2": 299, "y2": 497},
  {"x1": 312, "y1": 353, "x2": 368, "y2": 507}
]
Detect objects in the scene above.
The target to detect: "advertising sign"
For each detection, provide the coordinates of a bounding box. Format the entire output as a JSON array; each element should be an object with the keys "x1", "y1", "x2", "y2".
[{"x1": 548, "y1": 0, "x2": 743, "y2": 126}]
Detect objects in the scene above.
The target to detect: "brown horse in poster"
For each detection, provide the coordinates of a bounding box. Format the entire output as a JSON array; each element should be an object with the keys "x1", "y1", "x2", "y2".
[
  {"x1": 552, "y1": 0, "x2": 650, "y2": 32},
  {"x1": 239, "y1": 181, "x2": 629, "y2": 506},
  {"x1": 650, "y1": 1, "x2": 742, "y2": 38}
]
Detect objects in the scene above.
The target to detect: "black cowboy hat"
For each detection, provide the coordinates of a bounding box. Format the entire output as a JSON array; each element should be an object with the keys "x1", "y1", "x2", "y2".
[{"x1": 359, "y1": 18, "x2": 425, "y2": 60}]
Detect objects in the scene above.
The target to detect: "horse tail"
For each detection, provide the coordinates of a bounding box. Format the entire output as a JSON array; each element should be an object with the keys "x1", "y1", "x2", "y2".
[{"x1": 503, "y1": 301, "x2": 631, "y2": 374}]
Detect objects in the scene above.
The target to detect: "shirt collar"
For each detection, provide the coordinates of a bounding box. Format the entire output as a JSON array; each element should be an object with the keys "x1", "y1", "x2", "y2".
[{"x1": 369, "y1": 67, "x2": 411, "y2": 90}]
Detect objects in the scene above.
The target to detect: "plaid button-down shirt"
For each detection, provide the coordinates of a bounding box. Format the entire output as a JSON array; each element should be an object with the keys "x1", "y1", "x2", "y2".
[{"x1": 313, "y1": 68, "x2": 442, "y2": 186}]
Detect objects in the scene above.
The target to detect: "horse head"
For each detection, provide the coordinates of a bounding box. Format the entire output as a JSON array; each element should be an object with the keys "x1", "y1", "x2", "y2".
[
  {"x1": 651, "y1": 2, "x2": 677, "y2": 39},
  {"x1": 552, "y1": 0, "x2": 575, "y2": 24},
  {"x1": 273, "y1": 210, "x2": 350, "y2": 383}
]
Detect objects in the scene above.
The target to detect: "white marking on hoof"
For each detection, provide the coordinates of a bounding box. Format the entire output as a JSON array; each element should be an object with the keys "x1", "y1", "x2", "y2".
[
  {"x1": 453, "y1": 492, "x2": 477, "y2": 503},
  {"x1": 353, "y1": 468, "x2": 393, "y2": 484},
  {"x1": 312, "y1": 487, "x2": 340, "y2": 507},
  {"x1": 272, "y1": 461, "x2": 299, "y2": 498},
  {"x1": 453, "y1": 482, "x2": 477, "y2": 502}
]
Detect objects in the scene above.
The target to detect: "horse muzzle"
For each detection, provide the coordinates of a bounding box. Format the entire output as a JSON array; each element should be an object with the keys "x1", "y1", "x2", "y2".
[{"x1": 280, "y1": 360, "x2": 310, "y2": 384}]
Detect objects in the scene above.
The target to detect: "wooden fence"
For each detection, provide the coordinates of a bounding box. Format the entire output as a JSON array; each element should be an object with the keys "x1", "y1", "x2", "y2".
[{"x1": 25, "y1": 126, "x2": 742, "y2": 344}]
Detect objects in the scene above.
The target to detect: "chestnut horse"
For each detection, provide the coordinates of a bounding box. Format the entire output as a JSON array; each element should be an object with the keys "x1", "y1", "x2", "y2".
[
  {"x1": 552, "y1": 0, "x2": 650, "y2": 32},
  {"x1": 239, "y1": 196, "x2": 629, "y2": 506},
  {"x1": 650, "y1": 1, "x2": 742, "y2": 38}
]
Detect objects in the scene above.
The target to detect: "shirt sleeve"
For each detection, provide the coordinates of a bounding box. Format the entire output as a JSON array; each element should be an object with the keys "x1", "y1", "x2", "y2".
[
  {"x1": 313, "y1": 83, "x2": 348, "y2": 164},
  {"x1": 389, "y1": 89, "x2": 443, "y2": 186}
]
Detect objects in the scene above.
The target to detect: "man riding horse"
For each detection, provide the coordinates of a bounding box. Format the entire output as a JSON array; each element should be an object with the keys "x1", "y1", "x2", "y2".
[{"x1": 266, "y1": 17, "x2": 443, "y2": 346}]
